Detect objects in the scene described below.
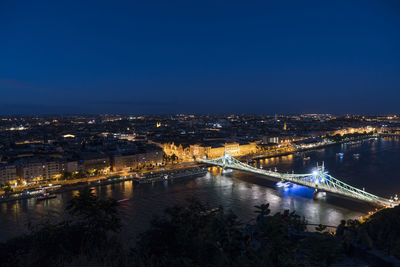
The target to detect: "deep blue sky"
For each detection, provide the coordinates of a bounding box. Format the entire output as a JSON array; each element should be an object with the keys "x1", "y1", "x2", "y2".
[{"x1": 1, "y1": 0, "x2": 400, "y2": 115}]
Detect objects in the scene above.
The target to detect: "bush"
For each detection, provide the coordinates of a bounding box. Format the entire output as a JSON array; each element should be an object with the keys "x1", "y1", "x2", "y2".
[
  {"x1": 358, "y1": 205, "x2": 400, "y2": 258},
  {"x1": 5, "y1": 194, "x2": 399, "y2": 266},
  {"x1": 0, "y1": 188, "x2": 122, "y2": 267}
]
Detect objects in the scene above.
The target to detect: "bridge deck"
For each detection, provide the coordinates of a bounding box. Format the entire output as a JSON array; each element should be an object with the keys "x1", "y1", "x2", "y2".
[{"x1": 200, "y1": 155, "x2": 396, "y2": 207}]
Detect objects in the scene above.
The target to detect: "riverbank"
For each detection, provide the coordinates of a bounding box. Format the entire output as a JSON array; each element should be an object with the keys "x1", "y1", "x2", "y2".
[
  {"x1": 249, "y1": 134, "x2": 377, "y2": 161},
  {"x1": 0, "y1": 134, "x2": 379, "y2": 202},
  {"x1": 133, "y1": 167, "x2": 207, "y2": 184},
  {"x1": 0, "y1": 166, "x2": 207, "y2": 203}
]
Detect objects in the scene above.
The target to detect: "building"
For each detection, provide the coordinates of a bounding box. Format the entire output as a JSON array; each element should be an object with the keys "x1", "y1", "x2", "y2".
[
  {"x1": 112, "y1": 147, "x2": 163, "y2": 171},
  {"x1": 163, "y1": 142, "x2": 258, "y2": 160},
  {"x1": 263, "y1": 136, "x2": 280, "y2": 144},
  {"x1": 294, "y1": 137, "x2": 326, "y2": 149},
  {"x1": 16, "y1": 159, "x2": 65, "y2": 183},
  {"x1": 331, "y1": 126, "x2": 375, "y2": 136},
  {"x1": 78, "y1": 153, "x2": 111, "y2": 174},
  {"x1": 0, "y1": 164, "x2": 17, "y2": 184},
  {"x1": 262, "y1": 136, "x2": 304, "y2": 145},
  {"x1": 65, "y1": 161, "x2": 78, "y2": 173}
]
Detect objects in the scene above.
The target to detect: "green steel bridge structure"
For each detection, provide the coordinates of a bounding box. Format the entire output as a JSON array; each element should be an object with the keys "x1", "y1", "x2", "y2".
[{"x1": 199, "y1": 154, "x2": 397, "y2": 207}]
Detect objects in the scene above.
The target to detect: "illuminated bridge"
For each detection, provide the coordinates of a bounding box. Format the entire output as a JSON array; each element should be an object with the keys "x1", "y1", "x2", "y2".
[{"x1": 199, "y1": 154, "x2": 397, "y2": 207}]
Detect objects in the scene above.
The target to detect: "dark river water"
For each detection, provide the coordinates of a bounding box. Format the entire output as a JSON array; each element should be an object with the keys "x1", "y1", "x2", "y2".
[{"x1": 1, "y1": 137, "x2": 399, "y2": 242}]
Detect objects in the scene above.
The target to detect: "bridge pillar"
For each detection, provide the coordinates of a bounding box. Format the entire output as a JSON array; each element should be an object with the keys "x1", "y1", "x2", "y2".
[
  {"x1": 313, "y1": 188, "x2": 326, "y2": 200},
  {"x1": 313, "y1": 189, "x2": 318, "y2": 200}
]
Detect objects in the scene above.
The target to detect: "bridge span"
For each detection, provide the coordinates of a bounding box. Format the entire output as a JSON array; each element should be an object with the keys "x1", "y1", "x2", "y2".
[{"x1": 199, "y1": 154, "x2": 397, "y2": 207}]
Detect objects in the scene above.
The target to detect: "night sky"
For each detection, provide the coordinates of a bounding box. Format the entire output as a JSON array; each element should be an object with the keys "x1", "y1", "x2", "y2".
[{"x1": 1, "y1": 1, "x2": 400, "y2": 115}]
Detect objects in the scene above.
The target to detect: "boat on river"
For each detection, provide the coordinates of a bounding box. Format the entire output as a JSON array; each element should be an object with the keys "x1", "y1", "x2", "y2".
[{"x1": 36, "y1": 192, "x2": 57, "y2": 201}]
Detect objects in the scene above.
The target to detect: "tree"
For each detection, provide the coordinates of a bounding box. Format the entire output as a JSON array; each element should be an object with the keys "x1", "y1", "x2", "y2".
[
  {"x1": 62, "y1": 171, "x2": 73, "y2": 180},
  {"x1": 0, "y1": 187, "x2": 123, "y2": 267},
  {"x1": 171, "y1": 153, "x2": 178, "y2": 163},
  {"x1": 2, "y1": 197, "x2": 397, "y2": 266},
  {"x1": 132, "y1": 199, "x2": 243, "y2": 266},
  {"x1": 357, "y1": 205, "x2": 400, "y2": 258},
  {"x1": 3, "y1": 182, "x2": 13, "y2": 195},
  {"x1": 66, "y1": 187, "x2": 121, "y2": 235},
  {"x1": 132, "y1": 200, "x2": 349, "y2": 266}
]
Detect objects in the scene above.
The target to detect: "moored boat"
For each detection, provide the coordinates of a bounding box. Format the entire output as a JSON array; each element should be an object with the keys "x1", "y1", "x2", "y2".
[{"x1": 36, "y1": 192, "x2": 57, "y2": 201}]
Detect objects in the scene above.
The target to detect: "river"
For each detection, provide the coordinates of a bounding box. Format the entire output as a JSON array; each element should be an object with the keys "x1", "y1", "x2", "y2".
[{"x1": 1, "y1": 137, "x2": 399, "y2": 242}]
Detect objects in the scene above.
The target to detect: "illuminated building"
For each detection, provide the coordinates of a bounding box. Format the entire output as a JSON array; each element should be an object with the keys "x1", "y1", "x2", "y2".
[
  {"x1": 112, "y1": 149, "x2": 163, "y2": 171},
  {"x1": 0, "y1": 165, "x2": 17, "y2": 184},
  {"x1": 79, "y1": 153, "x2": 111, "y2": 174},
  {"x1": 162, "y1": 142, "x2": 258, "y2": 160},
  {"x1": 331, "y1": 126, "x2": 376, "y2": 136},
  {"x1": 16, "y1": 159, "x2": 66, "y2": 182}
]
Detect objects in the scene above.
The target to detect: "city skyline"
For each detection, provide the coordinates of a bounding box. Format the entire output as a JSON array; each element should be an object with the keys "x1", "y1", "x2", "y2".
[
  {"x1": 1, "y1": 0, "x2": 400, "y2": 115},
  {"x1": 2, "y1": 2, "x2": 400, "y2": 265}
]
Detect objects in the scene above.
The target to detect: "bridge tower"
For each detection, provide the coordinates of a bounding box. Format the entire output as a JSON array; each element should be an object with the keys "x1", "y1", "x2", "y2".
[{"x1": 313, "y1": 162, "x2": 326, "y2": 200}]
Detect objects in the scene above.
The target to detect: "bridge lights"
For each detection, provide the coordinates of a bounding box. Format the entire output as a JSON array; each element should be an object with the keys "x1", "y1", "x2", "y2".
[{"x1": 203, "y1": 155, "x2": 394, "y2": 207}]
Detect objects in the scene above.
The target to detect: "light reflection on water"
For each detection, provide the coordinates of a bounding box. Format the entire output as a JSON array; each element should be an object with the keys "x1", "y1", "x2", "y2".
[{"x1": 0, "y1": 137, "x2": 399, "y2": 241}]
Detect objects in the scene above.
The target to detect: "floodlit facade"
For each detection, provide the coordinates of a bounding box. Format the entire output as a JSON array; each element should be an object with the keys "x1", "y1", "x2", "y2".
[{"x1": 163, "y1": 142, "x2": 258, "y2": 160}]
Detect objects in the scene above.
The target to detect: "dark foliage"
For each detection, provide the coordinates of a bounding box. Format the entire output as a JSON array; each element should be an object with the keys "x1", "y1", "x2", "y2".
[
  {"x1": 0, "y1": 188, "x2": 122, "y2": 267},
  {"x1": 358, "y1": 205, "x2": 400, "y2": 258},
  {"x1": 3, "y1": 192, "x2": 400, "y2": 266},
  {"x1": 132, "y1": 201, "x2": 343, "y2": 266}
]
